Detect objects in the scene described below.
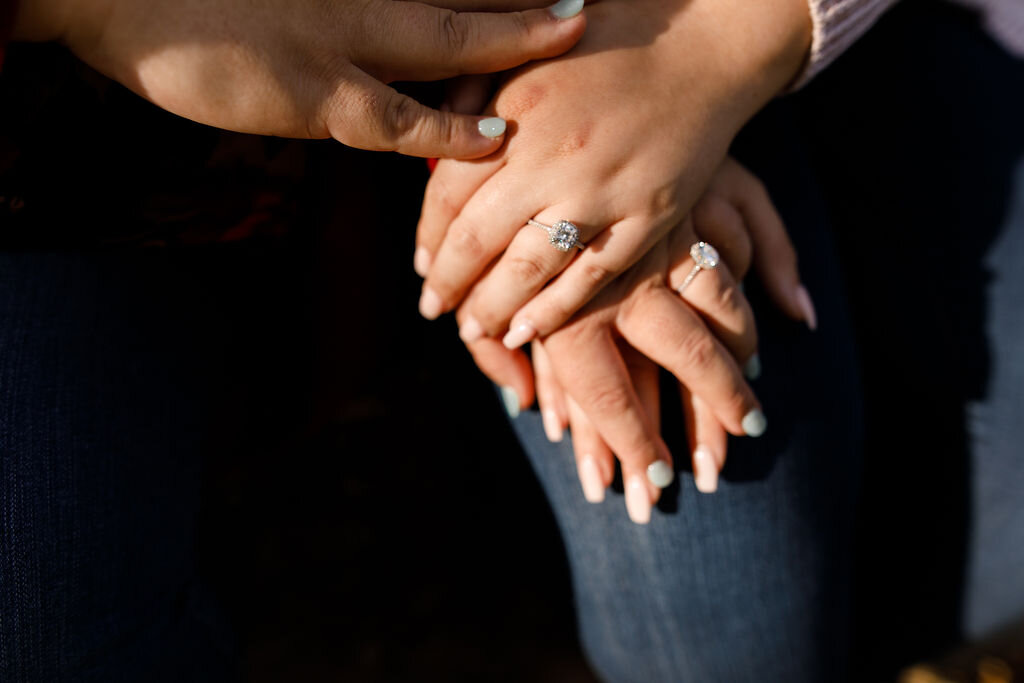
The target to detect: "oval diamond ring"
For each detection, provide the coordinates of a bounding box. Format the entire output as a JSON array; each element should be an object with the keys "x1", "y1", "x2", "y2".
[{"x1": 676, "y1": 242, "x2": 720, "y2": 295}]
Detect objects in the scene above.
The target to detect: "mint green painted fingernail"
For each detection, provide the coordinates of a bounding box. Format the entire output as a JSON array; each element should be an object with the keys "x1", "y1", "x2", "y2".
[
  {"x1": 744, "y1": 353, "x2": 762, "y2": 381},
  {"x1": 477, "y1": 117, "x2": 506, "y2": 139},
  {"x1": 548, "y1": 0, "x2": 584, "y2": 19},
  {"x1": 742, "y1": 409, "x2": 767, "y2": 437},
  {"x1": 646, "y1": 460, "x2": 674, "y2": 488},
  {"x1": 500, "y1": 385, "x2": 520, "y2": 419}
]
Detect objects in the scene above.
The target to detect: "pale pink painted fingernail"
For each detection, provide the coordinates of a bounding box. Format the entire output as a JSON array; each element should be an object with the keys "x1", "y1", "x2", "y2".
[
  {"x1": 413, "y1": 246, "x2": 432, "y2": 277},
  {"x1": 625, "y1": 475, "x2": 652, "y2": 524},
  {"x1": 795, "y1": 284, "x2": 818, "y2": 331},
  {"x1": 502, "y1": 321, "x2": 536, "y2": 349},
  {"x1": 578, "y1": 456, "x2": 605, "y2": 503},
  {"x1": 419, "y1": 287, "x2": 443, "y2": 320},
  {"x1": 693, "y1": 444, "x2": 718, "y2": 493},
  {"x1": 459, "y1": 316, "x2": 484, "y2": 343},
  {"x1": 542, "y1": 409, "x2": 564, "y2": 443}
]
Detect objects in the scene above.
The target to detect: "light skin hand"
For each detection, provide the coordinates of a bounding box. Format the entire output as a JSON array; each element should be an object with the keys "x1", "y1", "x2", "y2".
[
  {"x1": 416, "y1": 0, "x2": 811, "y2": 338},
  {"x1": 463, "y1": 159, "x2": 815, "y2": 523},
  {"x1": 11, "y1": 0, "x2": 587, "y2": 158}
]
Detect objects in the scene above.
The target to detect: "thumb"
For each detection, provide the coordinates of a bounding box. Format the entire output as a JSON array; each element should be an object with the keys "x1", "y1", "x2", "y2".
[{"x1": 327, "y1": 68, "x2": 508, "y2": 159}]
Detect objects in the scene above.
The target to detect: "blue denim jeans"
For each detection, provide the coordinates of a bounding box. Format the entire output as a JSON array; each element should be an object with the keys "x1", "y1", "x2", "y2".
[{"x1": 508, "y1": 3, "x2": 1024, "y2": 681}]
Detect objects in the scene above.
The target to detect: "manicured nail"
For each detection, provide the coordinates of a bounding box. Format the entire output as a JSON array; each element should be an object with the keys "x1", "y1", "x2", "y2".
[
  {"x1": 542, "y1": 409, "x2": 564, "y2": 443},
  {"x1": 646, "y1": 460, "x2": 674, "y2": 488},
  {"x1": 744, "y1": 353, "x2": 762, "y2": 381},
  {"x1": 413, "y1": 246, "x2": 432, "y2": 277},
  {"x1": 459, "y1": 316, "x2": 484, "y2": 344},
  {"x1": 625, "y1": 475, "x2": 652, "y2": 524},
  {"x1": 500, "y1": 385, "x2": 520, "y2": 419},
  {"x1": 693, "y1": 445, "x2": 718, "y2": 493},
  {"x1": 795, "y1": 284, "x2": 818, "y2": 331},
  {"x1": 742, "y1": 409, "x2": 767, "y2": 437},
  {"x1": 419, "y1": 286, "x2": 443, "y2": 320},
  {"x1": 548, "y1": 0, "x2": 584, "y2": 19},
  {"x1": 578, "y1": 456, "x2": 605, "y2": 503},
  {"x1": 477, "y1": 117, "x2": 506, "y2": 139},
  {"x1": 502, "y1": 321, "x2": 536, "y2": 349}
]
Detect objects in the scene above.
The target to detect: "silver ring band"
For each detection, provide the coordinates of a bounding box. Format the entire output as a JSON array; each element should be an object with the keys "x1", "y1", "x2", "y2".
[{"x1": 528, "y1": 219, "x2": 585, "y2": 253}]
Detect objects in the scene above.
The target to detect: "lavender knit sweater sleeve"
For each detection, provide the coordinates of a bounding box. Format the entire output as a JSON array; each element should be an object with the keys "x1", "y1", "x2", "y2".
[
  {"x1": 792, "y1": 0, "x2": 1024, "y2": 89},
  {"x1": 792, "y1": 0, "x2": 900, "y2": 89}
]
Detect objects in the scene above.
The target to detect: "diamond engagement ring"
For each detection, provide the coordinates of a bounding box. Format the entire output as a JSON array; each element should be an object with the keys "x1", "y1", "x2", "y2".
[
  {"x1": 528, "y1": 219, "x2": 585, "y2": 253},
  {"x1": 676, "y1": 242, "x2": 720, "y2": 295}
]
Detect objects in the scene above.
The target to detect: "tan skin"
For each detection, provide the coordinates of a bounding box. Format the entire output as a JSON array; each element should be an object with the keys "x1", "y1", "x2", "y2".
[{"x1": 11, "y1": 0, "x2": 587, "y2": 158}]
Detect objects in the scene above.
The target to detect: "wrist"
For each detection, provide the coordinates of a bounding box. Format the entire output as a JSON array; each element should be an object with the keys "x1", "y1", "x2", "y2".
[{"x1": 648, "y1": 0, "x2": 812, "y2": 124}]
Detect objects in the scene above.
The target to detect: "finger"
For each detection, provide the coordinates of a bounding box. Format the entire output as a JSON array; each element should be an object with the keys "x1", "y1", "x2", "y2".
[
  {"x1": 419, "y1": 171, "x2": 544, "y2": 319},
  {"x1": 690, "y1": 194, "x2": 752, "y2": 279},
  {"x1": 416, "y1": 155, "x2": 506, "y2": 277},
  {"x1": 545, "y1": 325, "x2": 670, "y2": 524},
  {"x1": 532, "y1": 339, "x2": 567, "y2": 443},
  {"x1": 418, "y1": 0, "x2": 548, "y2": 11},
  {"x1": 565, "y1": 395, "x2": 613, "y2": 504},
  {"x1": 719, "y1": 161, "x2": 816, "y2": 330},
  {"x1": 363, "y1": 1, "x2": 586, "y2": 82},
  {"x1": 617, "y1": 287, "x2": 766, "y2": 438},
  {"x1": 462, "y1": 331, "x2": 535, "y2": 416},
  {"x1": 328, "y1": 67, "x2": 511, "y2": 159},
  {"x1": 459, "y1": 202, "x2": 615, "y2": 341},
  {"x1": 680, "y1": 386, "x2": 728, "y2": 494},
  {"x1": 621, "y1": 343, "x2": 662, "y2": 435},
  {"x1": 442, "y1": 75, "x2": 494, "y2": 115},
  {"x1": 504, "y1": 214, "x2": 673, "y2": 346},
  {"x1": 668, "y1": 250, "x2": 758, "y2": 375}
]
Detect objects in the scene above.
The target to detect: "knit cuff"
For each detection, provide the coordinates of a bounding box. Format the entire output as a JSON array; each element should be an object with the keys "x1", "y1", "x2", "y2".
[{"x1": 790, "y1": 0, "x2": 900, "y2": 90}]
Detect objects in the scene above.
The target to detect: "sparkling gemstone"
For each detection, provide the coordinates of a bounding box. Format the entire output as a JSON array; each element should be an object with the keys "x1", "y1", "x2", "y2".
[
  {"x1": 690, "y1": 241, "x2": 720, "y2": 269},
  {"x1": 549, "y1": 221, "x2": 580, "y2": 252}
]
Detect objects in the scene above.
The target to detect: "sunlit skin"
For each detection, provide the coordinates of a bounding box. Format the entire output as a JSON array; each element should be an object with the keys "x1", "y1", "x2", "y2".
[{"x1": 10, "y1": 0, "x2": 586, "y2": 158}]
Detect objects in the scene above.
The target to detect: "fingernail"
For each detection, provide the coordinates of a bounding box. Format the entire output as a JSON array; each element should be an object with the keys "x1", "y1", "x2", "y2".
[
  {"x1": 578, "y1": 456, "x2": 605, "y2": 503},
  {"x1": 744, "y1": 353, "x2": 762, "y2": 381},
  {"x1": 742, "y1": 409, "x2": 767, "y2": 437},
  {"x1": 500, "y1": 385, "x2": 521, "y2": 419},
  {"x1": 542, "y1": 409, "x2": 564, "y2": 443},
  {"x1": 646, "y1": 459, "x2": 674, "y2": 488},
  {"x1": 419, "y1": 286, "x2": 443, "y2": 320},
  {"x1": 548, "y1": 0, "x2": 584, "y2": 19},
  {"x1": 477, "y1": 117, "x2": 506, "y2": 139},
  {"x1": 795, "y1": 284, "x2": 818, "y2": 331},
  {"x1": 625, "y1": 475, "x2": 652, "y2": 524},
  {"x1": 459, "y1": 316, "x2": 484, "y2": 344},
  {"x1": 413, "y1": 246, "x2": 432, "y2": 277},
  {"x1": 502, "y1": 321, "x2": 537, "y2": 349},
  {"x1": 693, "y1": 445, "x2": 718, "y2": 493}
]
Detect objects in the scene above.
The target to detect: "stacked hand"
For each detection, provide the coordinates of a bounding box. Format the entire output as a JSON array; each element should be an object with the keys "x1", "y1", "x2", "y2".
[
  {"x1": 463, "y1": 158, "x2": 816, "y2": 522},
  {"x1": 12, "y1": 0, "x2": 587, "y2": 157},
  {"x1": 416, "y1": 0, "x2": 818, "y2": 522}
]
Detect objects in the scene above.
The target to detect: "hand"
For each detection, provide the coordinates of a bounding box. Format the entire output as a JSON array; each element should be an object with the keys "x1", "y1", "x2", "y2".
[
  {"x1": 415, "y1": 0, "x2": 810, "y2": 335},
  {"x1": 12, "y1": 0, "x2": 587, "y2": 158},
  {"x1": 463, "y1": 158, "x2": 817, "y2": 523}
]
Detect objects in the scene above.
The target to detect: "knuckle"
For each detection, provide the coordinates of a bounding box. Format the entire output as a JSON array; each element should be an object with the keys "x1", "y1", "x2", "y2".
[
  {"x1": 506, "y1": 254, "x2": 550, "y2": 285},
  {"x1": 380, "y1": 94, "x2": 419, "y2": 145},
  {"x1": 676, "y1": 330, "x2": 718, "y2": 374},
  {"x1": 586, "y1": 383, "x2": 633, "y2": 418},
  {"x1": 580, "y1": 261, "x2": 613, "y2": 289},
  {"x1": 449, "y1": 223, "x2": 486, "y2": 260},
  {"x1": 716, "y1": 282, "x2": 743, "y2": 313},
  {"x1": 440, "y1": 11, "x2": 472, "y2": 59}
]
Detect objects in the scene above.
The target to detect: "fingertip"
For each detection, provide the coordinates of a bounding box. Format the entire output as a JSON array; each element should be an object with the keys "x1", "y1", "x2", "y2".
[{"x1": 414, "y1": 246, "x2": 432, "y2": 278}]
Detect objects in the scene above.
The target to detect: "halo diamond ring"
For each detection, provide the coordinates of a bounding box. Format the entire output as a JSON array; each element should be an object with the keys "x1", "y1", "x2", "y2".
[
  {"x1": 676, "y1": 241, "x2": 720, "y2": 295},
  {"x1": 528, "y1": 219, "x2": 585, "y2": 253}
]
